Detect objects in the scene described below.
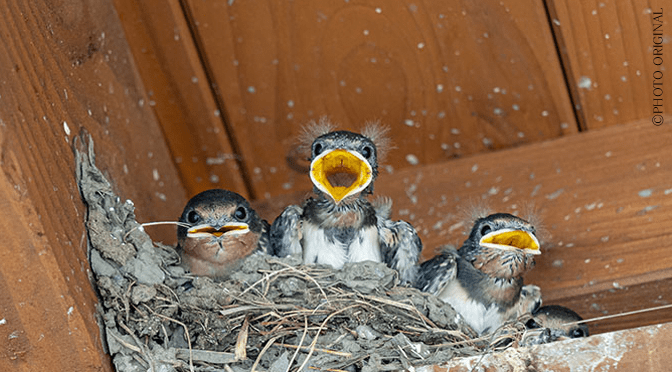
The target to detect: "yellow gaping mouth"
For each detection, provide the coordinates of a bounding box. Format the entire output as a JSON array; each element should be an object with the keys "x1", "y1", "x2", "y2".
[
  {"x1": 310, "y1": 149, "x2": 373, "y2": 203},
  {"x1": 187, "y1": 222, "x2": 249, "y2": 238},
  {"x1": 479, "y1": 229, "x2": 541, "y2": 255}
]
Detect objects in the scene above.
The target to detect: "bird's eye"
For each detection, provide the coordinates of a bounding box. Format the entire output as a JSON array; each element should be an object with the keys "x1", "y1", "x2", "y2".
[
  {"x1": 234, "y1": 206, "x2": 247, "y2": 220},
  {"x1": 187, "y1": 210, "x2": 200, "y2": 224},
  {"x1": 480, "y1": 225, "x2": 492, "y2": 236},
  {"x1": 570, "y1": 328, "x2": 585, "y2": 338},
  {"x1": 525, "y1": 318, "x2": 541, "y2": 329},
  {"x1": 362, "y1": 146, "x2": 372, "y2": 159},
  {"x1": 314, "y1": 143, "x2": 323, "y2": 157}
]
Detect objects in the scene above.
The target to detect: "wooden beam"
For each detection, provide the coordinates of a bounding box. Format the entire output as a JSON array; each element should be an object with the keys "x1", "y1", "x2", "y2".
[
  {"x1": 545, "y1": 1, "x2": 670, "y2": 129},
  {"x1": 113, "y1": 0, "x2": 251, "y2": 199},
  {"x1": 254, "y1": 118, "x2": 672, "y2": 334},
  {"x1": 435, "y1": 321, "x2": 672, "y2": 371},
  {"x1": 0, "y1": 0, "x2": 189, "y2": 370}
]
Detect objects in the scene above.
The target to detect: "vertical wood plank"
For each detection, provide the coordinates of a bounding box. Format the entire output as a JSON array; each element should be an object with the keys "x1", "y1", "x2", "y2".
[
  {"x1": 0, "y1": 0, "x2": 189, "y2": 369},
  {"x1": 545, "y1": 0, "x2": 670, "y2": 129},
  {"x1": 113, "y1": 0, "x2": 251, "y2": 198},
  {"x1": 183, "y1": 0, "x2": 578, "y2": 200}
]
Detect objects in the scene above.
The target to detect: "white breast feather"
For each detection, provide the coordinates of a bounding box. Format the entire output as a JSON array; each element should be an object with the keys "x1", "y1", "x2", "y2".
[
  {"x1": 438, "y1": 281, "x2": 504, "y2": 335},
  {"x1": 301, "y1": 223, "x2": 380, "y2": 269}
]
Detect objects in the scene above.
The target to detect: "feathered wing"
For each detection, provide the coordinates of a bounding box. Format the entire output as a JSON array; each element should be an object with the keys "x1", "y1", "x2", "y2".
[
  {"x1": 269, "y1": 204, "x2": 304, "y2": 258},
  {"x1": 377, "y1": 212, "x2": 422, "y2": 285},
  {"x1": 414, "y1": 246, "x2": 459, "y2": 296},
  {"x1": 257, "y1": 219, "x2": 272, "y2": 255}
]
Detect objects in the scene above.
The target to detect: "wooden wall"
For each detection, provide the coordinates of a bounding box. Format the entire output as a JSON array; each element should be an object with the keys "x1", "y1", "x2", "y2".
[{"x1": 0, "y1": 0, "x2": 186, "y2": 370}]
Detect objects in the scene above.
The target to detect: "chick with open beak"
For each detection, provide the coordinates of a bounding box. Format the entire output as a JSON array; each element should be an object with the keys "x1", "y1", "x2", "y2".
[
  {"x1": 415, "y1": 213, "x2": 542, "y2": 335},
  {"x1": 177, "y1": 189, "x2": 270, "y2": 279},
  {"x1": 270, "y1": 120, "x2": 421, "y2": 284}
]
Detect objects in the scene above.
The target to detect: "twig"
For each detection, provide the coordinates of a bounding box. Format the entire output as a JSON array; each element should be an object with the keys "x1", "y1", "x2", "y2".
[{"x1": 252, "y1": 335, "x2": 281, "y2": 372}]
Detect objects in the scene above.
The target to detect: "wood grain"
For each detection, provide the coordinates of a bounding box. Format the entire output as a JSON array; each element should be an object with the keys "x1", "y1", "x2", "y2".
[
  {"x1": 0, "y1": 0, "x2": 189, "y2": 369},
  {"x1": 254, "y1": 117, "x2": 672, "y2": 334},
  {"x1": 113, "y1": 0, "x2": 251, "y2": 199},
  {"x1": 545, "y1": 0, "x2": 670, "y2": 129},
  {"x1": 183, "y1": 0, "x2": 578, "y2": 200},
  {"x1": 435, "y1": 321, "x2": 672, "y2": 371}
]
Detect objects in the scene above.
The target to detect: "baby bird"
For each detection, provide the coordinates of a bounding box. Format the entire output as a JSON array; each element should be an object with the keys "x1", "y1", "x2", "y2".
[
  {"x1": 523, "y1": 305, "x2": 589, "y2": 344},
  {"x1": 177, "y1": 189, "x2": 270, "y2": 279},
  {"x1": 415, "y1": 213, "x2": 542, "y2": 335},
  {"x1": 270, "y1": 120, "x2": 421, "y2": 284}
]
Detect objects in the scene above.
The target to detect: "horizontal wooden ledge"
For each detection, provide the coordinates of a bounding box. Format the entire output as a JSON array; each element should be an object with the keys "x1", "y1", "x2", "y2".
[
  {"x1": 433, "y1": 321, "x2": 672, "y2": 371},
  {"x1": 253, "y1": 117, "x2": 672, "y2": 334}
]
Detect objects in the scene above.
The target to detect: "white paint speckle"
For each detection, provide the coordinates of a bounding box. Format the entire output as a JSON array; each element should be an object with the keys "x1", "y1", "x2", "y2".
[
  {"x1": 451, "y1": 128, "x2": 460, "y2": 135},
  {"x1": 406, "y1": 154, "x2": 419, "y2": 165},
  {"x1": 553, "y1": 19, "x2": 561, "y2": 26},
  {"x1": 605, "y1": 151, "x2": 612, "y2": 157},
  {"x1": 191, "y1": 76, "x2": 198, "y2": 83},
  {"x1": 214, "y1": 109, "x2": 221, "y2": 117},
  {"x1": 546, "y1": 188, "x2": 564, "y2": 200},
  {"x1": 541, "y1": 110, "x2": 549, "y2": 117},
  {"x1": 455, "y1": 86, "x2": 461, "y2": 92},
  {"x1": 247, "y1": 86, "x2": 256, "y2": 93},
  {"x1": 63, "y1": 121, "x2": 71, "y2": 136},
  {"x1": 436, "y1": 84, "x2": 444, "y2": 93},
  {"x1": 493, "y1": 107, "x2": 503, "y2": 116},
  {"x1": 512, "y1": 104, "x2": 520, "y2": 111},
  {"x1": 404, "y1": 119, "x2": 414, "y2": 127},
  {"x1": 210, "y1": 174, "x2": 219, "y2": 183},
  {"x1": 417, "y1": 42, "x2": 425, "y2": 49},
  {"x1": 578, "y1": 76, "x2": 592, "y2": 89},
  {"x1": 638, "y1": 189, "x2": 653, "y2": 198},
  {"x1": 471, "y1": 164, "x2": 478, "y2": 172},
  {"x1": 67, "y1": 306, "x2": 74, "y2": 316},
  {"x1": 363, "y1": 29, "x2": 369, "y2": 36},
  {"x1": 375, "y1": 7, "x2": 382, "y2": 13},
  {"x1": 0, "y1": 318, "x2": 6, "y2": 325}
]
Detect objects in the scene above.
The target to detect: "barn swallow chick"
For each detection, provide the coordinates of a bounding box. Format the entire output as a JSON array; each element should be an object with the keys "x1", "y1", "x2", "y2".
[
  {"x1": 522, "y1": 305, "x2": 589, "y2": 345},
  {"x1": 177, "y1": 189, "x2": 270, "y2": 279},
  {"x1": 415, "y1": 213, "x2": 542, "y2": 335},
  {"x1": 270, "y1": 119, "x2": 421, "y2": 284}
]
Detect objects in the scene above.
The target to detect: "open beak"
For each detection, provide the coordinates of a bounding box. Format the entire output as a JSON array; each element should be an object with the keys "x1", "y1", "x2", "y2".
[
  {"x1": 310, "y1": 149, "x2": 373, "y2": 203},
  {"x1": 187, "y1": 222, "x2": 250, "y2": 238},
  {"x1": 479, "y1": 229, "x2": 541, "y2": 255}
]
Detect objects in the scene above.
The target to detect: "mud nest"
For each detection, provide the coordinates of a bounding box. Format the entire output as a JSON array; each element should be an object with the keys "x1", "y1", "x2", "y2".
[{"x1": 75, "y1": 136, "x2": 526, "y2": 372}]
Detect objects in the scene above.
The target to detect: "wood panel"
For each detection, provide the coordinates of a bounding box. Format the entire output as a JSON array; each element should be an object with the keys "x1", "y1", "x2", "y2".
[
  {"x1": 254, "y1": 117, "x2": 672, "y2": 334},
  {"x1": 183, "y1": 0, "x2": 578, "y2": 200},
  {"x1": 545, "y1": 0, "x2": 670, "y2": 130},
  {"x1": 113, "y1": 0, "x2": 251, "y2": 199},
  {"x1": 436, "y1": 321, "x2": 672, "y2": 371},
  {"x1": 0, "y1": 0, "x2": 189, "y2": 370}
]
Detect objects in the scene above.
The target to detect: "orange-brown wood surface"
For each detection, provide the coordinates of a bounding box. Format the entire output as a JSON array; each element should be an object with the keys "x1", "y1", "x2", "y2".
[
  {"x1": 254, "y1": 117, "x2": 672, "y2": 335},
  {"x1": 546, "y1": 1, "x2": 670, "y2": 130},
  {"x1": 0, "y1": 0, "x2": 187, "y2": 370},
  {"x1": 114, "y1": 0, "x2": 251, "y2": 199},
  {"x1": 435, "y1": 321, "x2": 672, "y2": 371},
  {"x1": 180, "y1": 0, "x2": 578, "y2": 200}
]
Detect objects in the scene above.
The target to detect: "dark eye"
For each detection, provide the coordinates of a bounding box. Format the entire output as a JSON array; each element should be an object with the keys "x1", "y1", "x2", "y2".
[
  {"x1": 187, "y1": 210, "x2": 200, "y2": 224},
  {"x1": 480, "y1": 224, "x2": 492, "y2": 236},
  {"x1": 570, "y1": 328, "x2": 586, "y2": 338},
  {"x1": 525, "y1": 318, "x2": 541, "y2": 329},
  {"x1": 314, "y1": 143, "x2": 323, "y2": 157},
  {"x1": 362, "y1": 146, "x2": 372, "y2": 159},
  {"x1": 234, "y1": 206, "x2": 247, "y2": 220}
]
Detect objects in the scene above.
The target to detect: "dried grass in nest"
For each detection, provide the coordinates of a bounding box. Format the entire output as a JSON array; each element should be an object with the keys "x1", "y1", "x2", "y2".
[{"x1": 75, "y1": 135, "x2": 529, "y2": 372}]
